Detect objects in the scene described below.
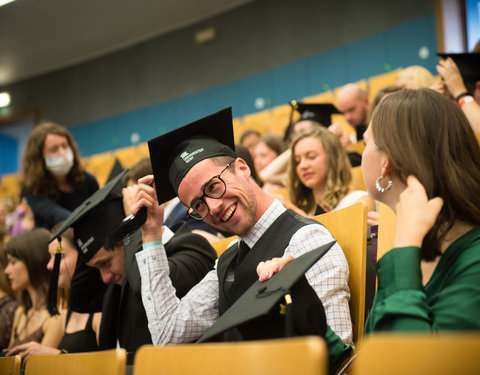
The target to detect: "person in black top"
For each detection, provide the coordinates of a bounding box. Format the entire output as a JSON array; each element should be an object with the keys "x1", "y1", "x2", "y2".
[
  {"x1": 5, "y1": 227, "x2": 101, "y2": 360},
  {"x1": 19, "y1": 122, "x2": 99, "y2": 230}
]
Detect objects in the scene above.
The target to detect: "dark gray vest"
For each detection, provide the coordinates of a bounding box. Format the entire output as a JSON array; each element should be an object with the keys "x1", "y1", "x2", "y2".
[{"x1": 217, "y1": 209, "x2": 320, "y2": 315}]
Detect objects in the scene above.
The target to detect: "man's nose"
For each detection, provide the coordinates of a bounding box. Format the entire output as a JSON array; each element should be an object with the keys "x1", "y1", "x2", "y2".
[{"x1": 100, "y1": 269, "x2": 113, "y2": 283}]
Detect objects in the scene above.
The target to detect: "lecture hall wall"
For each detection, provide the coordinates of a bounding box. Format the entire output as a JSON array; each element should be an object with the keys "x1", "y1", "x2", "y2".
[{"x1": 0, "y1": 0, "x2": 436, "y2": 169}]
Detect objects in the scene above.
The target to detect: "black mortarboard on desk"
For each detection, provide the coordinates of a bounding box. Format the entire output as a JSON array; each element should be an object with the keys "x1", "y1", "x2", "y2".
[
  {"x1": 437, "y1": 53, "x2": 480, "y2": 83},
  {"x1": 148, "y1": 107, "x2": 237, "y2": 205},
  {"x1": 197, "y1": 241, "x2": 334, "y2": 343},
  {"x1": 47, "y1": 171, "x2": 127, "y2": 315}
]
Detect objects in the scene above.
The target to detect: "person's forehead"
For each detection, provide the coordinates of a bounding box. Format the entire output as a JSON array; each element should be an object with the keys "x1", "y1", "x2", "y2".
[
  {"x1": 88, "y1": 247, "x2": 112, "y2": 265},
  {"x1": 177, "y1": 158, "x2": 221, "y2": 201},
  {"x1": 294, "y1": 136, "x2": 323, "y2": 154}
]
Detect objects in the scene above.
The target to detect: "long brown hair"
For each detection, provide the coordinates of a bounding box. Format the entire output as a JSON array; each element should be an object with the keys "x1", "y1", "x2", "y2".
[
  {"x1": 4, "y1": 228, "x2": 51, "y2": 310},
  {"x1": 372, "y1": 88, "x2": 480, "y2": 260},
  {"x1": 288, "y1": 126, "x2": 352, "y2": 213},
  {"x1": 19, "y1": 122, "x2": 86, "y2": 200}
]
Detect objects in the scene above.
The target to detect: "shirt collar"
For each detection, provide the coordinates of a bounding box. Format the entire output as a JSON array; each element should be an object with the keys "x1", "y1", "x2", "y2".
[{"x1": 241, "y1": 199, "x2": 286, "y2": 249}]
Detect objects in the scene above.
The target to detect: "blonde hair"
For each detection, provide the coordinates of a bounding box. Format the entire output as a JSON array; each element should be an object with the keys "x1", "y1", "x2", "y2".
[
  {"x1": 396, "y1": 65, "x2": 435, "y2": 89},
  {"x1": 288, "y1": 126, "x2": 351, "y2": 213}
]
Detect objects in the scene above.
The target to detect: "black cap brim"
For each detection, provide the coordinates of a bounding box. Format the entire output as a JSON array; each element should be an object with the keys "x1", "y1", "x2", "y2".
[
  {"x1": 437, "y1": 53, "x2": 480, "y2": 83},
  {"x1": 49, "y1": 170, "x2": 126, "y2": 244},
  {"x1": 148, "y1": 107, "x2": 236, "y2": 205},
  {"x1": 197, "y1": 241, "x2": 335, "y2": 343}
]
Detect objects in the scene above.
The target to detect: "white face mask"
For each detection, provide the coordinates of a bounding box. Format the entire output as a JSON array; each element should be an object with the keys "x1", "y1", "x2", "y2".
[{"x1": 45, "y1": 148, "x2": 74, "y2": 177}]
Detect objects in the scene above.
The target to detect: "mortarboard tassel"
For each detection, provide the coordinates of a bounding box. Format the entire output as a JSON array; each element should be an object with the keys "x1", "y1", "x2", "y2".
[
  {"x1": 47, "y1": 237, "x2": 63, "y2": 316},
  {"x1": 283, "y1": 100, "x2": 298, "y2": 142}
]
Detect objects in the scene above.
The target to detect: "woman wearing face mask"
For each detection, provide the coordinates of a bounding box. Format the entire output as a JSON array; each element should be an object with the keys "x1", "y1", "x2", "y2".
[{"x1": 19, "y1": 122, "x2": 99, "y2": 230}]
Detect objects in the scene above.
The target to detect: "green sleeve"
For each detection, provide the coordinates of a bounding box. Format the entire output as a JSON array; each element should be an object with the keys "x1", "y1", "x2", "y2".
[
  {"x1": 324, "y1": 325, "x2": 352, "y2": 375},
  {"x1": 365, "y1": 246, "x2": 480, "y2": 333}
]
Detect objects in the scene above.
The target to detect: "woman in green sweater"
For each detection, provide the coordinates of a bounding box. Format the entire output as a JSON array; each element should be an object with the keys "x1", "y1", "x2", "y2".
[{"x1": 362, "y1": 88, "x2": 480, "y2": 332}]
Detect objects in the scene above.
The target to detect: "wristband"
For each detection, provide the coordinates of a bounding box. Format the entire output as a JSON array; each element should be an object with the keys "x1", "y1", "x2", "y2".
[
  {"x1": 456, "y1": 92, "x2": 471, "y2": 102},
  {"x1": 143, "y1": 241, "x2": 163, "y2": 250},
  {"x1": 459, "y1": 95, "x2": 474, "y2": 108}
]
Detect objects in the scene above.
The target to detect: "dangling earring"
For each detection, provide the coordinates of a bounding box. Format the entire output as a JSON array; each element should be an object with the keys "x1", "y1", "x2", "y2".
[{"x1": 375, "y1": 176, "x2": 392, "y2": 192}]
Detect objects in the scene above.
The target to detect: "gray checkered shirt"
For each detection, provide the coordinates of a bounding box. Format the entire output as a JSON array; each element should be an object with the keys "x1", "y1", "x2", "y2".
[{"x1": 136, "y1": 199, "x2": 353, "y2": 346}]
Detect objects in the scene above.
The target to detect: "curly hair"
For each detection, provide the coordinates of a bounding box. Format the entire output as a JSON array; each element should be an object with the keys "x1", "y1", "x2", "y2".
[
  {"x1": 288, "y1": 126, "x2": 352, "y2": 213},
  {"x1": 19, "y1": 122, "x2": 86, "y2": 201},
  {"x1": 371, "y1": 88, "x2": 480, "y2": 260}
]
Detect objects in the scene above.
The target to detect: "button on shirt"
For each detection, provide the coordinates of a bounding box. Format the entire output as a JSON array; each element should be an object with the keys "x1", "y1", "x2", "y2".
[{"x1": 136, "y1": 199, "x2": 353, "y2": 346}]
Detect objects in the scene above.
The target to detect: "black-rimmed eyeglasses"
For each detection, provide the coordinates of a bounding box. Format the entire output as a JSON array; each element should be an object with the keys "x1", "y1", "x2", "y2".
[{"x1": 187, "y1": 161, "x2": 233, "y2": 220}]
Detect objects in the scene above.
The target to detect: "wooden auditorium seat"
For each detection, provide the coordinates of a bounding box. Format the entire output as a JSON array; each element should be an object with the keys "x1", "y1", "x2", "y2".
[
  {"x1": 350, "y1": 333, "x2": 480, "y2": 375},
  {"x1": 24, "y1": 349, "x2": 126, "y2": 375},
  {"x1": 133, "y1": 336, "x2": 327, "y2": 375},
  {"x1": 0, "y1": 355, "x2": 21, "y2": 375},
  {"x1": 314, "y1": 202, "x2": 368, "y2": 344}
]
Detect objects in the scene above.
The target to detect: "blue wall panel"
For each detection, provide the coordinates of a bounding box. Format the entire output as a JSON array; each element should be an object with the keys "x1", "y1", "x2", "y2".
[
  {"x1": 0, "y1": 133, "x2": 18, "y2": 175},
  {"x1": 71, "y1": 13, "x2": 437, "y2": 156}
]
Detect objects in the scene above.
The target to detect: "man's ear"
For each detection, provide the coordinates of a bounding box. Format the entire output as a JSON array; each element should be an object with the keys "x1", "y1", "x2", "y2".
[{"x1": 235, "y1": 158, "x2": 251, "y2": 177}]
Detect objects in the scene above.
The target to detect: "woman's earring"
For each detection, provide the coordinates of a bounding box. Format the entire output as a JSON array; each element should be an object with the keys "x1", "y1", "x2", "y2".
[{"x1": 375, "y1": 176, "x2": 393, "y2": 192}]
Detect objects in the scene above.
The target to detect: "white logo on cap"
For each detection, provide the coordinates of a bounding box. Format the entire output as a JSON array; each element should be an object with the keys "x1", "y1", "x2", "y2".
[
  {"x1": 77, "y1": 237, "x2": 94, "y2": 254},
  {"x1": 180, "y1": 148, "x2": 205, "y2": 163}
]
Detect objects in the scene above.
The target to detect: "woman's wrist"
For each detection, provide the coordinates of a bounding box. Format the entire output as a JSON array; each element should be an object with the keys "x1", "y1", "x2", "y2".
[{"x1": 455, "y1": 92, "x2": 471, "y2": 102}]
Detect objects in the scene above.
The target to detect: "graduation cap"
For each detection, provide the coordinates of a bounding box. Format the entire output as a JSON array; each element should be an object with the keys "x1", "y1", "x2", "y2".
[
  {"x1": 293, "y1": 101, "x2": 340, "y2": 127},
  {"x1": 106, "y1": 158, "x2": 125, "y2": 184},
  {"x1": 47, "y1": 171, "x2": 127, "y2": 315},
  {"x1": 148, "y1": 107, "x2": 237, "y2": 205},
  {"x1": 49, "y1": 170, "x2": 127, "y2": 260},
  {"x1": 197, "y1": 241, "x2": 334, "y2": 343},
  {"x1": 437, "y1": 53, "x2": 480, "y2": 83},
  {"x1": 284, "y1": 101, "x2": 340, "y2": 141}
]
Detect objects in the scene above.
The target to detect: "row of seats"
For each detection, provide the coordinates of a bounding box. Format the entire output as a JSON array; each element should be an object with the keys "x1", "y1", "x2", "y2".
[
  {"x1": 0, "y1": 68, "x2": 400, "y2": 201},
  {"x1": 3, "y1": 333, "x2": 478, "y2": 375}
]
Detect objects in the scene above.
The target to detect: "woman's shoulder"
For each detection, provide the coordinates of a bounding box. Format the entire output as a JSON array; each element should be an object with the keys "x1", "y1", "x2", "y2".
[{"x1": 334, "y1": 190, "x2": 368, "y2": 210}]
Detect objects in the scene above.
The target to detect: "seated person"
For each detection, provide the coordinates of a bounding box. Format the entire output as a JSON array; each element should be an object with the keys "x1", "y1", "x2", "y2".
[
  {"x1": 6, "y1": 226, "x2": 101, "y2": 360},
  {"x1": 132, "y1": 108, "x2": 353, "y2": 374},
  {"x1": 286, "y1": 126, "x2": 375, "y2": 216},
  {"x1": 20, "y1": 123, "x2": 98, "y2": 230},
  {"x1": 239, "y1": 128, "x2": 261, "y2": 157},
  {"x1": 361, "y1": 89, "x2": 480, "y2": 332},
  {"x1": 253, "y1": 134, "x2": 287, "y2": 193},
  {"x1": 51, "y1": 173, "x2": 217, "y2": 364},
  {"x1": 0, "y1": 248, "x2": 18, "y2": 349},
  {"x1": 3, "y1": 229, "x2": 63, "y2": 363}
]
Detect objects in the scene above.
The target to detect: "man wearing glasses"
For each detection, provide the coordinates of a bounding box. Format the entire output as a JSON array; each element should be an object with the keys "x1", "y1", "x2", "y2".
[{"x1": 132, "y1": 108, "x2": 352, "y2": 373}]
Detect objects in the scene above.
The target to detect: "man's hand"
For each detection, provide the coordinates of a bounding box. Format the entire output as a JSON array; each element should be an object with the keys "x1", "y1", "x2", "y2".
[{"x1": 133, "y1": 175, "x2": 165, "y2": 243}]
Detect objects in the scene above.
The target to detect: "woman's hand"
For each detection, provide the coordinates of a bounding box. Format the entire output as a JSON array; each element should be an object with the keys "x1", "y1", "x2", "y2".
[
  {"x1": 436, "y1": 57, "x2": 468, "y2": 99},
  {"x1": 394, "y1": 176, "x2": 443, "y2": 248},
  {"x1": 256, "y1": 254, "x2": 295, "y2": 282},
  {"x1": 6, "y1": 341, "x2": 60, "y2": 364}
]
